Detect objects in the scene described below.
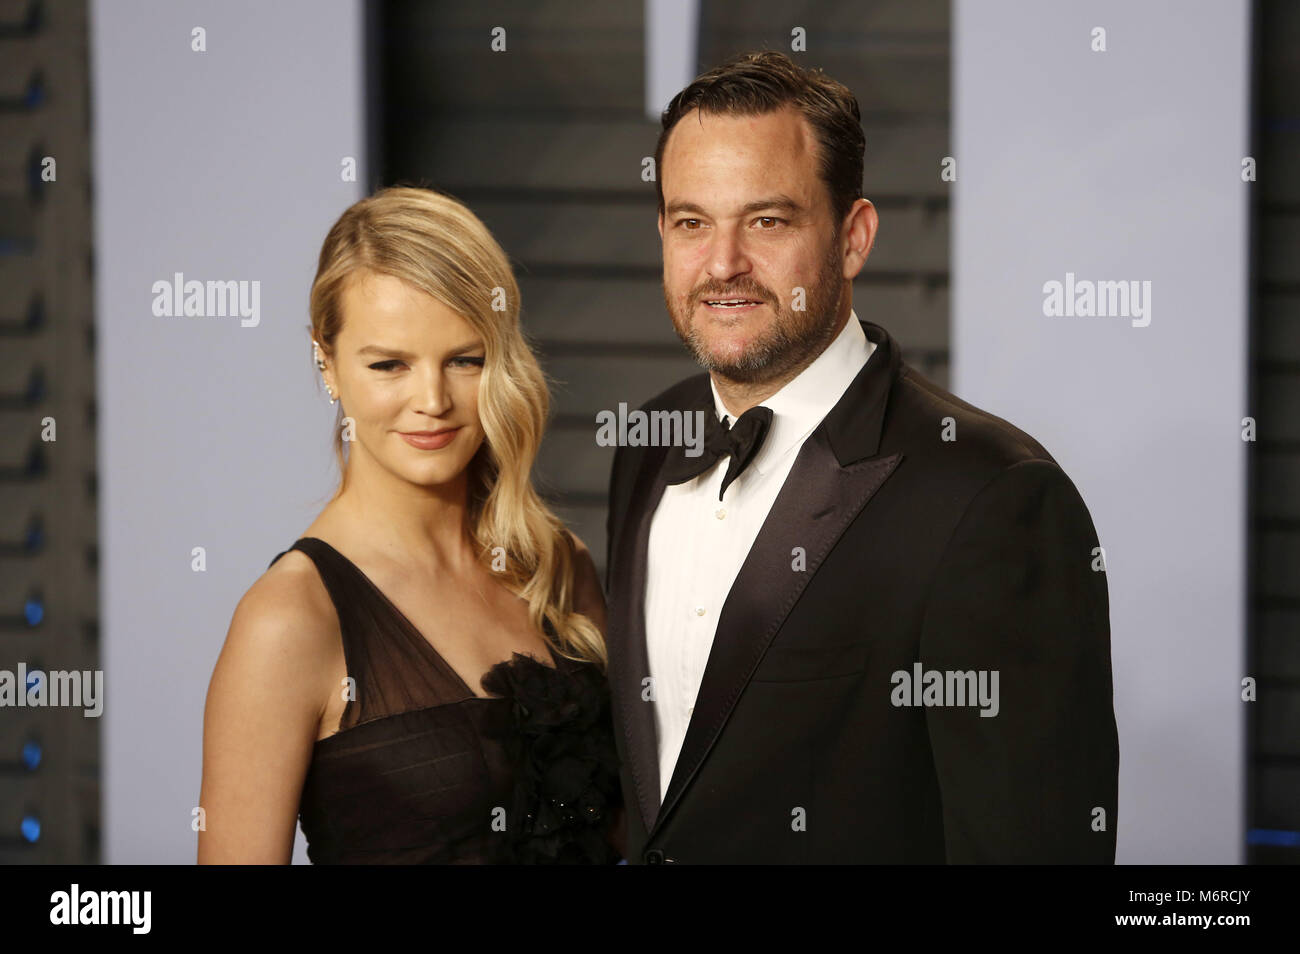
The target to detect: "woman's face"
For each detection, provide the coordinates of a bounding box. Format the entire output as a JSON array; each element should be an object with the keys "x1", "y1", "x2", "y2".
[{"x1": 322, "y1": 270, "x2": 488, "y2": 491}]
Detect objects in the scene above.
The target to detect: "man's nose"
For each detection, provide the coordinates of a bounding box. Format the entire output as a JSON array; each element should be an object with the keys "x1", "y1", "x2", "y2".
[{"x1": 705, "y1": 226, "x2": 752, "y2": 280}]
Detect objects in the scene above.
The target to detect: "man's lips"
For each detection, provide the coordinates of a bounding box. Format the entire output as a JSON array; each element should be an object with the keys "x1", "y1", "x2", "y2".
[{"x1": 700, "y1": 297, "x2": 766, "y2": 313}]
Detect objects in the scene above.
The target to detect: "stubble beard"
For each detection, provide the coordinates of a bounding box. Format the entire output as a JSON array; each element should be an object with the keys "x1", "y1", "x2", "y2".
[{"x1": 666, "y1": 239, "x2": 845, "y2": 386}]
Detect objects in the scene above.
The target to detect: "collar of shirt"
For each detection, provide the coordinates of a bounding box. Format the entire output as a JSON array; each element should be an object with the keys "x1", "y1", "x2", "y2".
[{"x1": 708, "y1": 309, "x2": 876, "y2": 478}]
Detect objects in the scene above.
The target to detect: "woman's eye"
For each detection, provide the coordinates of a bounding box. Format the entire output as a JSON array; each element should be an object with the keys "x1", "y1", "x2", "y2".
[
  {"x1": 368, "y1": 360, "x2": 403, "y2": 371},
  {"x1": 450, "y1": 356, "x2": 485, "y2": 369}
]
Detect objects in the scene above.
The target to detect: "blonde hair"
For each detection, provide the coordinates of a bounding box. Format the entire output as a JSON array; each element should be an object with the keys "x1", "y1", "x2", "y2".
[{"x1": 308, "y1": 186, "x2": 605, "y2": 666}]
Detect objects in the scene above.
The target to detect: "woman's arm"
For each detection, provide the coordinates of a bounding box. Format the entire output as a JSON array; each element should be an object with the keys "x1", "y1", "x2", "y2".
[
  {"x1": 566, "y1": 533, "x2": 627, "y2": 860},
  {"x1": 197, "y1": 560, "x2": 336, "y2": 864},
  {"x1": 567, "y1": 532, "x2": 608, "y2": 635}
]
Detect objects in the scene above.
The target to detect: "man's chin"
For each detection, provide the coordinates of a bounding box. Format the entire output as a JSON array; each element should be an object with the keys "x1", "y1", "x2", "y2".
[
  {"x1": 674, "y1": 314, "x2": 787, "y2": 379},
  {"x1": 694, "y1": 345, "x2": 777, "y2": 382},
  {"x1": 692, "y1": 321, "x2": 766, "y2": 353}
]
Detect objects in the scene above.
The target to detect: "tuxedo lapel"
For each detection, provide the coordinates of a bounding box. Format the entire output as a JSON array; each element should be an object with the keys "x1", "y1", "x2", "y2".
[
  {"x1": 609, "y1": 320, "x2": 904, "y2": 842},
  {"x1": 651, "y1": 319, "x2": 904, "y2": 838},
  {"x1": 654, "y1": 437, "x2": 902, "y2": 834}
]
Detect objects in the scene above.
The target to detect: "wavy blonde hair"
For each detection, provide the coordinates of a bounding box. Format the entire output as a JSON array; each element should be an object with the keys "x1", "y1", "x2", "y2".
[{"x1": 308, "y1": 186, "x2": 605, "y2": 667}]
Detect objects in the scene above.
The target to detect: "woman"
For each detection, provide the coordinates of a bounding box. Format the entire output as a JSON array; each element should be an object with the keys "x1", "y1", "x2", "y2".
[{"x1": 198, "y1": 187, "x2": 623, "y2": 864}]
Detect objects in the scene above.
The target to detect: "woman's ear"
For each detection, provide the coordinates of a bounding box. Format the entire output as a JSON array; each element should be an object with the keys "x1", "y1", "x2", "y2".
[{"x1": 312, "y1": 339, "x2": 337, "y2": 402}]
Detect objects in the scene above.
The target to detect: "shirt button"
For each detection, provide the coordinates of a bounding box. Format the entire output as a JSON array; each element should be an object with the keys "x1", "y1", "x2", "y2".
[
  {"x1": 687, "y1": 706, "x2": 695, "y2": 716},
  {"x1": 715, "y1": 508, "x2": 726, "y2": 519},
  {"x1": 695, "y1": 607, "x2": 706, "y2": 617}
]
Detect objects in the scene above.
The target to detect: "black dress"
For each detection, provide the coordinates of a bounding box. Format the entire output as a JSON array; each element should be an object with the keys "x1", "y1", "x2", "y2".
[{"x1": 266, "y1": 537, "x2": 622, "y2": 864}]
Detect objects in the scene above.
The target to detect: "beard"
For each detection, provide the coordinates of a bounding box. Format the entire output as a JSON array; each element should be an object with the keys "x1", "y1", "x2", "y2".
[{"x1": 665, "y1": 238, "x2": 845, "y2": 385}]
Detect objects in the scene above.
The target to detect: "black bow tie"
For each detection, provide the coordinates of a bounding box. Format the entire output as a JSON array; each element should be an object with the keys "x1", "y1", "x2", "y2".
[{"x1": 662, "y1": 405, "x2": 774, "y2": 501}]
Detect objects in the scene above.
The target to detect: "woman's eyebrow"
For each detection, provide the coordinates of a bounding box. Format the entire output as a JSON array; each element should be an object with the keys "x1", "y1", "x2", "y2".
[
  {"x1": 357, "y1": 341, "x2": 484, "y2": 358},
  {"x1": 357, "y1": 345, "x2": 416, "y2": 358}
]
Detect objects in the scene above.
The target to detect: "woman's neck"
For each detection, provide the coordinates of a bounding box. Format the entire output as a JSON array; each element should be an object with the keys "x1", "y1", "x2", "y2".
[{"x1": 315, "y1": 456, "x2": 477, "y2": 575}]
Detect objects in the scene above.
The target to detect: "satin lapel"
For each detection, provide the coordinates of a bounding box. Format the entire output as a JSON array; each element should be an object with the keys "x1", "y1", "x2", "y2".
[
  {"x1": 653, "y1": 433, "x2": 903, "y2": 836},
  {"x1": 607, "y1": 444, "x2": 671, "y2": 836}
]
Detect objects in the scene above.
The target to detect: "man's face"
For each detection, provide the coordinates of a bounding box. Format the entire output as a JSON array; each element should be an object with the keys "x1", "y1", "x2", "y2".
[{"x1": 658, "y1": 107, "x2": 845, "y2": 384}]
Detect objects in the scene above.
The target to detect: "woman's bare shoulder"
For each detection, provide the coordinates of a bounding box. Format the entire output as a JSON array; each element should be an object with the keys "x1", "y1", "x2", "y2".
[
  {"x1": 200, "y1": 548, "x2": 340, "y2": 863},
  {"x1": 221, "y1": 549, "x2": 340, "y2": 679}
]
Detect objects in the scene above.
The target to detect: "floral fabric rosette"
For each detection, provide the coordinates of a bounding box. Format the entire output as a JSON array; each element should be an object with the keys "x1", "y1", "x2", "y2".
[{"x1": 481, "y1": 648, "x2": 622, "y2": 864}]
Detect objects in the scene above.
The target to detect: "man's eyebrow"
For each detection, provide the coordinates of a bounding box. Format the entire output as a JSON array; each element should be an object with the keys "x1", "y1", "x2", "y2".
[{"x1": 665, "y1": 195, "x2": 805, "y2": 218}]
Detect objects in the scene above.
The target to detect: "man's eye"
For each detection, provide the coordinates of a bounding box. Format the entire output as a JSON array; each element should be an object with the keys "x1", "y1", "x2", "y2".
[
  {"x1": 368, "y1": 360, "x2": 404, "y2": 371},
  {"x1": 756, "y1": 217, "x2": 784, "y2": 229},
  {"x1": 677, "y1": 219, "x2": 700, "y2": 230}
]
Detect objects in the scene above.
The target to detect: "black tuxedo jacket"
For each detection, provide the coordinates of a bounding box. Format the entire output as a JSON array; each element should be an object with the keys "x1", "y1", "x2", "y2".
[{"x1": 603, "y1": 319, "x2": 1119, "y2": 863}]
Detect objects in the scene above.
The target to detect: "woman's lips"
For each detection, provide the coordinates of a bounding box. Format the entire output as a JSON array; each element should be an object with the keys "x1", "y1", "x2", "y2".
[{"x1": 400, "y1": 428, "x2": 460, "y2": 450}]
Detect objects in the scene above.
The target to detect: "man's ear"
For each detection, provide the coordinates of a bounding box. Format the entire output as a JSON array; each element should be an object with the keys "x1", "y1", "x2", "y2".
[
  {"x1": 657, "y1": 210, "x2": 665, "y2": 241},
  {"x1": 842, "y1": 198, "x2": 878, "y2": 280}
]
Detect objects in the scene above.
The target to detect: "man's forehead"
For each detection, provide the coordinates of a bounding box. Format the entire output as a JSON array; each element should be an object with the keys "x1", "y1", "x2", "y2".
[
  {"x1": 661, "y1": 106, "x2": 821, "y2": 206},
  {"x1": 665, "y1": 105, "x2": 814, "y2": 151}
]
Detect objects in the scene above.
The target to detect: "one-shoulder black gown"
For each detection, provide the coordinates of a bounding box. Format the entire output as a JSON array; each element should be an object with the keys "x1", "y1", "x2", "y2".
[{"x1": 267, "y1": 537, "x2": 622, "y2": 864}]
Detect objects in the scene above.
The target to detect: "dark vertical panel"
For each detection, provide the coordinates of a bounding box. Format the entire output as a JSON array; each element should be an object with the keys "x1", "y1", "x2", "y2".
[
  {"x1": 0, "y1": 0, "x2": 100, "y2": 864},
  {"x1": 378, "y1": 0, "x2": 951, "y2": 574},
  {"x1": 1250, "y1": 0, "x2": 1300, "y2": 864}
]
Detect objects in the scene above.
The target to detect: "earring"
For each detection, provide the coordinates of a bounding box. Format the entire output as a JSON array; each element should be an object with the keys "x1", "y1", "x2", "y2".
[{"x1": 313, "y1": 340, "x2": 336, "y2": 404}]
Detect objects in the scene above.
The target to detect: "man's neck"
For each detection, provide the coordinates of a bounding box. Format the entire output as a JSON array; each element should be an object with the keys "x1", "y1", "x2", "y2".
[{"x1": 712, "y1": 376, "x2": 789, "y2": 419}]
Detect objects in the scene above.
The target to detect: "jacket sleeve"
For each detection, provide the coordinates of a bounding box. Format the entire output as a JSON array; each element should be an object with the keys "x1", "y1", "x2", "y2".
[{"x1": 919, "y1": 458, "x2": 1119, "y2": 863}]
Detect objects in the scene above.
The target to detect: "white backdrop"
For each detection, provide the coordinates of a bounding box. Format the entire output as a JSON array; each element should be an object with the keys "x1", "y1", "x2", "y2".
[
  {"x1": 92, "y1": 0, "x2": 365, "y2": 863},
  {"x1": 953, "y1": 0, "x2": 1251, "y2": 862}
]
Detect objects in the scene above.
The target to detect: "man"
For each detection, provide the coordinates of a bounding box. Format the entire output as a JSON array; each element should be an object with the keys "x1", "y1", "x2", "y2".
[{"x1": 603, "y1": 51, "x2": 1119, "y2": 863}]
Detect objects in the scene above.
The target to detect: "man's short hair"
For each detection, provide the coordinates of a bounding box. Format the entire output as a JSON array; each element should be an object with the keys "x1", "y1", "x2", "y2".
[{"x1": 654, "y1": 50, "x2": 865, "y2": 228}]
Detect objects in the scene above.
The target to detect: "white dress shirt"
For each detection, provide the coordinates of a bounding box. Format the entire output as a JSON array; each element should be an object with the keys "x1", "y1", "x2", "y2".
[{"x1": 644, "y1": 310, "x2": 876, "y2": 802}]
